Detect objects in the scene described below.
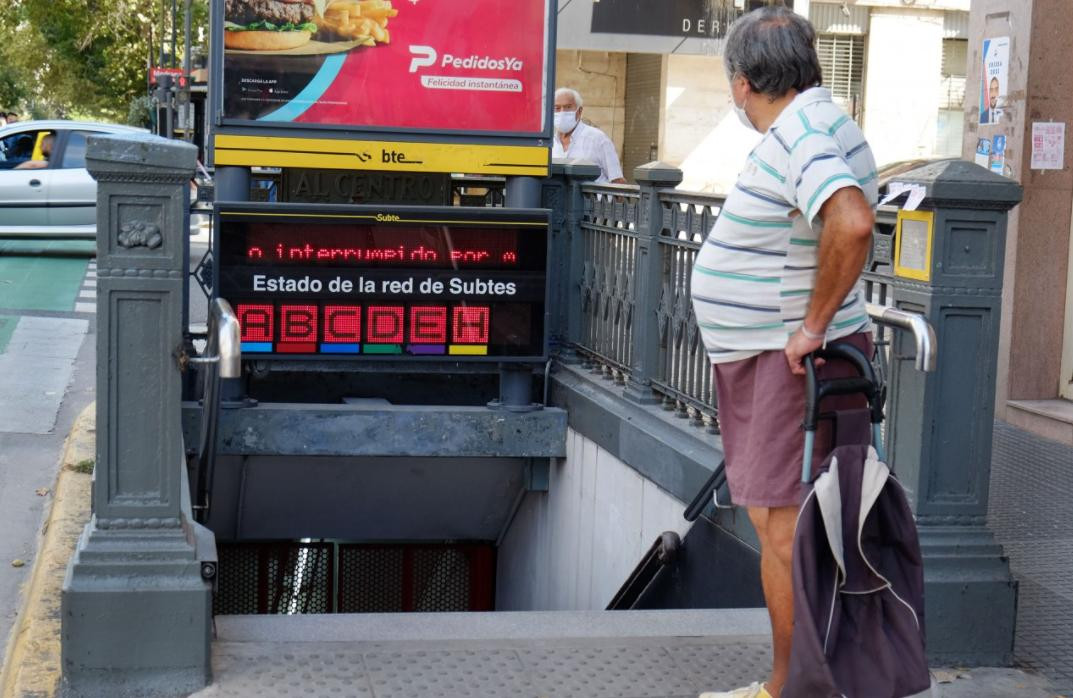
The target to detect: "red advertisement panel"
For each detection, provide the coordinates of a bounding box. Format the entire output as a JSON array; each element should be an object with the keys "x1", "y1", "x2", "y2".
[{"x1": 221, "y1": 0, "x2": 549, "y2": 134}]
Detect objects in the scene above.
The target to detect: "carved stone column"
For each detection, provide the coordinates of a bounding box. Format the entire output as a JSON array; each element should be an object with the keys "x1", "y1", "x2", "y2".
[{"x1": 61, "y1": 133, "x2": 211, "y2": 697}]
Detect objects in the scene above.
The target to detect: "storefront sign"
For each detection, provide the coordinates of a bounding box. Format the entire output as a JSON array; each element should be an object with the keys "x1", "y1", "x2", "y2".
[
  {"x1": 218, "y1": 0, "x2": 551, "y2": 136},
  {"x1": 281, "y1": 169, "x2": 450, "y2": 205},
  {"x1": 215, "y1": 204, "x2": 549, "y2": 361},
  {"x1": 591, "y1": 0, "x2": 745, "y2": 38}
]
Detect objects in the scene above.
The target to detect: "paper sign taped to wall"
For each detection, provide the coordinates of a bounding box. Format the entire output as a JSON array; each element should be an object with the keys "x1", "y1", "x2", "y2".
[{"x1": 1030, "y1": 122, "x2": 1065, "y2": 170}]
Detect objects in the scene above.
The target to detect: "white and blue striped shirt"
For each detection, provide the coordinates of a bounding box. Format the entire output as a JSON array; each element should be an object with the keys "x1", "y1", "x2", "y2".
[{"x1": 690, "y1": 87, "x2": 877, "y2": 364}]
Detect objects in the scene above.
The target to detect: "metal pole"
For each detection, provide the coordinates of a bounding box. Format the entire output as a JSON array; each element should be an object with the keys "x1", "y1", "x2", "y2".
[
  {"x1": 160, "y1": 0, "x2": 166, "y2": 66},
  {"x1": 182, "y1": 0, "x2": 193, "y2": 141},
  {"x1": 172, "y1": 0, "x2": 178, "y2": 67},
  {"x1": 183, "y1": 0, "x2": 192, "y2": 77}
]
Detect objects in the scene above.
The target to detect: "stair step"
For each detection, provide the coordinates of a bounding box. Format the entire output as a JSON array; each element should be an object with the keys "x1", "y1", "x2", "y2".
[{"x1": 216, "y1": 608, "x2": 771, "y2": 643}]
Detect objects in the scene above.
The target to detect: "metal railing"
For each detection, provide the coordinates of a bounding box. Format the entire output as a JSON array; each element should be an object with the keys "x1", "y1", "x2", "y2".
[
  {"x1": 553, "y1": 169, "x2": 931, "y2": 436},
  {"x1": 576, "y1": 183, "x2": 640, "y2": 382},
  {"x1": 192, "y1": 298, "x2": 242, "y2": 523},
  {"x1": 652, "y1": 191, "x2": 726, "y2": 430}
]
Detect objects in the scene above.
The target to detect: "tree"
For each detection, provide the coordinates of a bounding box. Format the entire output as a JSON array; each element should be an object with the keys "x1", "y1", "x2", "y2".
[{"x1": 0, "y1": 0, "x2": 208, "y2": 122}]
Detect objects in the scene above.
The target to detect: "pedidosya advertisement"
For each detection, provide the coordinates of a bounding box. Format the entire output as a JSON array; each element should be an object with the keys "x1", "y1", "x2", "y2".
[{"x1": 221, "y1": 0, "x2": 549, "y2": 135}]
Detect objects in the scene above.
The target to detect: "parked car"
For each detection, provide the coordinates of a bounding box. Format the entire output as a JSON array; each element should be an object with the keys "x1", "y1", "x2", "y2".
[{"x1": 0, "y1": 120, "x2": 146, "y2": 237}]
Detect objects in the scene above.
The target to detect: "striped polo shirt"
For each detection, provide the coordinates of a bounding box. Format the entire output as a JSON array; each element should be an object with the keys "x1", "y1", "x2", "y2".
[{"x1": 690, "y1": 87, "x2": 878, "y2": 364}]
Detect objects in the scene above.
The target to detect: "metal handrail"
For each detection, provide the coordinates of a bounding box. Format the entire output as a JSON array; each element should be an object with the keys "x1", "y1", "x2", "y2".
[
  {"x1": 193, "y1": 299, "x2": 241, "y2": 522},
  {"x1": 866, "y1": 303, "x2": 937, "y2": 372},
  {"x1": 187, "y1": 299, "x2": 242, "y2": 378}
]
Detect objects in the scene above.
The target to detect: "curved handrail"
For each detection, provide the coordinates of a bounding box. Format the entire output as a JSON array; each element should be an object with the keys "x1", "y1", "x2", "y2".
[
  {"x1": 187, "y1": 299, "x2": 242, "y2": 378},
  {"x1": 866, "y1": 303, "x2": 937, "y2": 372},
  {"x1": 192, "y1": 299, "x2": 241, "y2": 522}
]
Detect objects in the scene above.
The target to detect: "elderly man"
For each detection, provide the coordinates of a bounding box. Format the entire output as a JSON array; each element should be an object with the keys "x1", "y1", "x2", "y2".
[
  {"x1": 551, "y1": 87, "x2": 625, "y2": 184},
  {"x1": 691, "y1": 7, "x2": 877, "y2": 698}
]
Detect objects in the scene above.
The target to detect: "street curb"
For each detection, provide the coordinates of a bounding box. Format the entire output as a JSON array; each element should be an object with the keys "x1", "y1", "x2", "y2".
[{"x1": 0, "y1": 403, "x2": 95, "y2": 698}]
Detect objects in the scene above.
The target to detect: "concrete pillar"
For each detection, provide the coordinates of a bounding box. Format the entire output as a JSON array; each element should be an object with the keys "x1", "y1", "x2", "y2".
[
  {"x1": 863, "y1": 8, "x2": 944, "y2": 166},
  {"x1": 882, "y1": 160, "x2": 1023, "y2": 665},
  {"x1": 62, "y1": 133, "x2": 212, "y2": 697}
]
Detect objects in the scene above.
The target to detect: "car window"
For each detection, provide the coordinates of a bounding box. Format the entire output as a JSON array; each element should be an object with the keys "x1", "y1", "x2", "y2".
[
  {"x1": 60, "y1": 131, "x2": 92, "y2": 169},
  {"x1": 0, "y1": 130, "x2": 48, "y2": 170}
]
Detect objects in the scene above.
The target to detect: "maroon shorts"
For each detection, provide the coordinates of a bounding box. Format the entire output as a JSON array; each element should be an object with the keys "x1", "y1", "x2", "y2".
[{"x1": 712, "y1": 332, "x2": 874, "y2": 509}]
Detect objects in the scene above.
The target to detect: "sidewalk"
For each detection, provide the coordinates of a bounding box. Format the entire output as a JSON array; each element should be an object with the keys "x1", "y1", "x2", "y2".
[{"x1": 0, "y1": 407, "x2": 1065, "y2": 698}]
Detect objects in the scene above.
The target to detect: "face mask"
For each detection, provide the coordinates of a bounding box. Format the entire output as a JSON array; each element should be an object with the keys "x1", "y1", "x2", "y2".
[
  {"x1": 555, "y1": 110, "x2": 578, "y2": 134},
  {"x1": 732, "y1": 94, "x2": 756, "y2": 132}
]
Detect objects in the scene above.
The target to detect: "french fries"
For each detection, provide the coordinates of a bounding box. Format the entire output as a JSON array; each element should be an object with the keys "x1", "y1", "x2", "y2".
[{"x1": 316, "y1": 0, "x2": 398, "y2": 45}]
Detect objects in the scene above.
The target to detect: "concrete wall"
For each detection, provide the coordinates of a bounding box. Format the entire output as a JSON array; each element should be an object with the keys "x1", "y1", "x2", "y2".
[
  {"x1": 496, "y1": 428, "x2": 692, "y2": 611},
  {"x1": 555, "y1": 50, "x2": 627, "y2": 161},
  {"x1": 662, "y1": 55, "x2": 760, "y2": 194},
  {"x1": 962, "y1": 0, "x2": 1073, "y2": 438},
  {"x1": 862, "y1": 7, "x2": 945, "y2": 166}
]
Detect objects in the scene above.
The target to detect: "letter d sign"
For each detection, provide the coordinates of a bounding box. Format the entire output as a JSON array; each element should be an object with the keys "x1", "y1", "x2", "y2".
[{"x1": 408, "y1": 45, "x2": 437, "y2": 73}]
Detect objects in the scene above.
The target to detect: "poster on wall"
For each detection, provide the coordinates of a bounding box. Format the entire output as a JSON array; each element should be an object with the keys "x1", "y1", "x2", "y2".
[
  {"x1": 1030, "y1": 122, "x2": 1065, "y2": 170},
  {"x1": 990, "y1": 134, "x2": 1006, "y2": 175},
  {"x1": 974, "y1": 137, "x2": 991, "y2": 168},
  {"x1": 979, "y1": 36, "x2": 1009, "y2": 126},
  {"x1": 220, "y1": 0, "x2": 551, "y2": 136}
]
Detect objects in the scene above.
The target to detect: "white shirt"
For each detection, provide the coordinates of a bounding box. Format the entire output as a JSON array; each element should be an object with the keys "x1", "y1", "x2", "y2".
[
  {"x1": 551, "y1": 121, "x2": 624, "y2": 183},
  {"x1": 689, "y1": 87, "x2": 878, "y2": 364}
]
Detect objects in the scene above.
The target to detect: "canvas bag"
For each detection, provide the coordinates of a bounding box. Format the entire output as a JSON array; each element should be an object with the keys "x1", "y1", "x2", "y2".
[{"x1": 782, "y1": 443, "x2": 931, "y2": 698}]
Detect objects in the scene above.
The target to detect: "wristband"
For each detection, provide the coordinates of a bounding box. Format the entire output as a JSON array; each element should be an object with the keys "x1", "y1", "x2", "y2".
[{"x1": 799, "y1": 324, "x2": 826, "y2": 341}]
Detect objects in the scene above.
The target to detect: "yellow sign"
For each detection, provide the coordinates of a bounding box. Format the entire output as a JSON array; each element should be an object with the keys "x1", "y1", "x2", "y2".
[
  {"x1": 214, "y1": 134, "x2": 549, "y2": 176},
  {"x1": 893, "y1": 209, "x2": 935, "y2": 282}
]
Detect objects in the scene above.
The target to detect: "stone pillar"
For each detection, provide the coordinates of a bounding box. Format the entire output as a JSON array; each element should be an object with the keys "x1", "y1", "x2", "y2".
[
  {"x1": 62, "y1": 133, "x2": 211, "y2": 697},
  {"x1": 881, "y1": 160, "x2": 1023, "y2": 665},
  {"x1": 623, "y1": 162, "x2": 683, "y2": 403}
]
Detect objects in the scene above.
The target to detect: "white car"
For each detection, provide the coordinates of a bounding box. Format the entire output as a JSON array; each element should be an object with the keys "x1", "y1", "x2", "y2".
[{"x1": 0, "y1": 120, "x2": 146, "y2": 238}]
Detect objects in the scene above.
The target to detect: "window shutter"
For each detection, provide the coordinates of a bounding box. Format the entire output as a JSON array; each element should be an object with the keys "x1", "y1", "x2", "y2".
[
  {"x1": 940, "y1": 39, "x2": 967, "y2": 110},
  {"x1": 817, "y1": 34, "x2": 864, "y2": 122}
]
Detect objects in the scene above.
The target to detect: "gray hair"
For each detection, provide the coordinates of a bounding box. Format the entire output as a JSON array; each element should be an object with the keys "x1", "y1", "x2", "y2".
[
  {"x1": 554, "y1": 87, "x2": 583, "y2": 108},
  {"x1": 723, "y1": 6, "x2": 822, "y2": 98}
]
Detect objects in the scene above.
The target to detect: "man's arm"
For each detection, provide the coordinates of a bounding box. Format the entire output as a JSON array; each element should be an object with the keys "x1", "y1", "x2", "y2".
[
  {"x1": 599, "y1": 133, "x2": 627, "y2": 183},
  {"x1": 784, "y1": 186, "x2": 874, "y2": 375}
]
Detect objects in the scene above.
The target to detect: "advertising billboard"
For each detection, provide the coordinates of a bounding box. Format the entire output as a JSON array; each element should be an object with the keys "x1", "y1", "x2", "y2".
[
  {"x1": 218, "y1": 0, "x2": 551, "y2": 137},
  {"x1": 215, "y1": 203, "x2": 550, "y2": 361}
]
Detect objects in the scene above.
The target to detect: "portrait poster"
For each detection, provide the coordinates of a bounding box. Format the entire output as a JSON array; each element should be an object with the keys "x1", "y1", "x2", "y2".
[{"x1": 979, "y1": 37, "x2": 1009, "y2": 126}]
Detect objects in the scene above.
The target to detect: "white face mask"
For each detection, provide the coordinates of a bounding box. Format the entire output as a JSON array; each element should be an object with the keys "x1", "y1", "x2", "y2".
[
  {"x1": 732, "y1": 94, "x2": 756, "y2": 132},
  {"x1": 555, "y1": 110, "x2": 578, "y2": 134}
]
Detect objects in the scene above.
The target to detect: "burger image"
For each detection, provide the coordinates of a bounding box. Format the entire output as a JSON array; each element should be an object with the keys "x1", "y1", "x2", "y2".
[{"x1": 224, "y1": 0, "x2": 326, "y2": 51}]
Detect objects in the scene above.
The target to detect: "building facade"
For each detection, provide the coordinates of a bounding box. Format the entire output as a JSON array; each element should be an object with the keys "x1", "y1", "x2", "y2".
[
  {"x1": 963, "y1": 0, "x2": 1073, "y2": 443},
  {"x1": 554, "y1": 0, "x2": 970, "y2": 192}
]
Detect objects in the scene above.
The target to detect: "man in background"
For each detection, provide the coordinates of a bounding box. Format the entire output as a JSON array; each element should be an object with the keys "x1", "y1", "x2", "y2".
[
  {"x1": 15, "y1": 133, "x2": 53, "y2": 170},
  {"x1": 551, "y1": 87, "x2": 625, "y2": 184}
]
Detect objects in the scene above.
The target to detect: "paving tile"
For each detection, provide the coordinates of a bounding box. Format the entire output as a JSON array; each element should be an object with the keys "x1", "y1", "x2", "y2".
[{"x1": 990, "y1": 421, "x2": 1073, "y2": 695}]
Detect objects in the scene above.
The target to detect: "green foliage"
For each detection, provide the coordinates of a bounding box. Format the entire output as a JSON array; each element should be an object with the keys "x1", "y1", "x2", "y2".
[
  {"x1": 72, "y1": 458, "x2": 95, "y2": 474},
  {"x1": 126, "y1": 94, "x2": 154, "y2": 128},
  {"x1": 0, "y1": 0, "x2": 208, "y2": 122}
]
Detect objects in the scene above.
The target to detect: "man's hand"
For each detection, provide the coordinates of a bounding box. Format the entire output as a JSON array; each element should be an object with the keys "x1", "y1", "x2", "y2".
[
  {"x1": 785, "y1": 186, "x2": 874, "y2": 374},
  {"x1": 785, "y1": 327, "x2": 825, "y2": 376}
]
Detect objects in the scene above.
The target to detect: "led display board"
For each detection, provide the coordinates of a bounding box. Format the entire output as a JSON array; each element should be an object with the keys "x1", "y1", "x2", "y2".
[{"x1": 215, "y1": 204, "x2": 549, "y2": 361}]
